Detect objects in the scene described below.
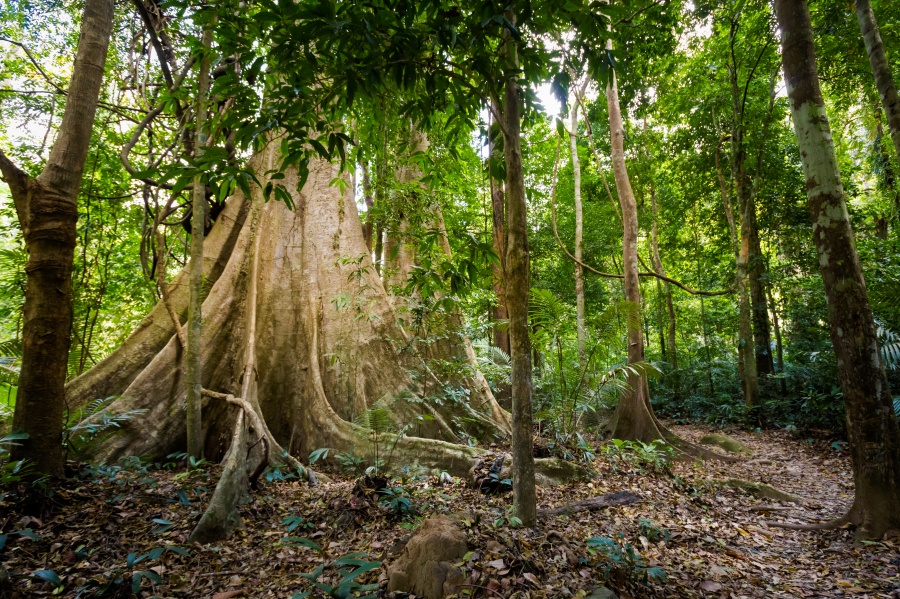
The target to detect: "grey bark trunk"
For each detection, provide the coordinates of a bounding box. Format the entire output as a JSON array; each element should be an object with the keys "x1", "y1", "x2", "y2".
[
  {"x1": 604, "y1": 60, "x2": 664, "y2": 442},
  {"x1": 186, "y1": 28, "x2": 213, "y2": 459},
  {"x1": 650, "y1": 185, "x2": 678, "y2": 397},
  {"x1": 856, "y1": 0, "x2": 900, "y2": 162},
  {"x1": 502, "y1": 12, "x2": 537, "y2": 527},
  {"x1": 570, "y1": 104, "x2": 586, "y2": 365},
  {"x1": 776, "y1": 0, "x2": 900, "y2": 539},
  {"x1": 1, "y1": 0, "x2": 114, "y2": 475}
]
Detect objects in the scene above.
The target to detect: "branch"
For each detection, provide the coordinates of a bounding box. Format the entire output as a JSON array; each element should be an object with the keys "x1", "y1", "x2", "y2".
[
  {"x1": 548, "y1": 130, "x2": 734, "y2": 296},
  {"x1": 130, "y1": 0, "x2": 173, "y2": 89},
  {"x1": 0, "y1": 147, "x2": 29, "y2": 202},
  {"x1": 0, "y1": 36, "x2": 65, "y2": 94}
]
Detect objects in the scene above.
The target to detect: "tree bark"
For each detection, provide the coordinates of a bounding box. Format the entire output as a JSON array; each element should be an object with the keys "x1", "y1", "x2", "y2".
[
  {"x1": 649, "y1": 185, "x2": 678, "y2": 398},
  {"x1": 361, "y1": 162, "x2": 375, "y2": 253},
  {"x1": 0, "y1": 0, "x2": 114, "y2": 476},
  {"x1": 717, "y1": 137, "x2": 760, "y2": 406},
  {"x1": 491, "y1": 186, "x2": 510, "y2": 357},
  {"x1": 502, "y1": 12, "x2": 537, "y2": 528},
  {"x1": 604, "y1": 58, "x2": 663, "y2": 442},
  {"x1": 570, "y1": 104, "x2": 586, "y2": 366},
  {"x1": 775, "y1": 0, "x2": 900, "y2": 539},
  {"x1": 856, "y1": 0, "x2": 900, "y2": 162},
  {"x1": 186, "y1": 27, "x2": 213, "y2": 459}
]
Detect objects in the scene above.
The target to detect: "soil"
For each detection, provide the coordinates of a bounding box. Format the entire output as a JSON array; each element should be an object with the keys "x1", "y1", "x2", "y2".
[{"x1": 1, "y1": 424, "x2": 897, "y2": 598}]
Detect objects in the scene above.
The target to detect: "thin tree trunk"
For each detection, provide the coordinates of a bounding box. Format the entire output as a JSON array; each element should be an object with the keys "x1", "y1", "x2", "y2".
[
  {"x1": 361, "y1": 162, "x2": 375, "y2": 253},
  {"x1": 570, "y1": 104, "x2": 586, "y2": 366},
  {"x1": 186, "y1": 27, "x2": 213, "y2": 459},
  {"x1": 489, "y1": 111, "x2": 510, "y2": 359},
  {"x1": 605, "y1": 53, "x2": 662, "y2": 441},
  {"x1": 649, "y1": 184, "x2": 678, "y2": 397},
  {"x1": 717, "y1": 136, "x2": 760, "y2": 407},
  {"x1": 502, "y1": 12, "x2": 537, "y2": 528},
  {"x1": 776, "y1": 0, "x2": 900, "y2": 539},
  {"x1": 767, "y1": 283, "x2": 787, "y2": 395},
  {"x1": 491, "y1": 186, "x2": 510, "y2": 356},
  {"x1": 856, "y1": 0, "x2": 900, "y2": 162},
  {"x1": 1, "y1": 0, "x2": 114, "y2": 476}
]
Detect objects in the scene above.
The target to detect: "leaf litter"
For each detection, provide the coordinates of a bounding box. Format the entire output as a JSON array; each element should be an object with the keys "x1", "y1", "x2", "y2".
[{"x1": 0, "y1": 424, "x2": 897, "y2": 598}]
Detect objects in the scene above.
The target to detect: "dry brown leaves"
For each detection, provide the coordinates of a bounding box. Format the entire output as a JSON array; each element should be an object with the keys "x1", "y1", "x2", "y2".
[{"x1": 0, "y1": 424, "x2": 897, "y2": 598}]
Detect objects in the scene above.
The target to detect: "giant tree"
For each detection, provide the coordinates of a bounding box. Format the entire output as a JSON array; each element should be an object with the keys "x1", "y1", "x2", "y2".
[
  {"x1": 0, "y1": 0, "x2": 114, "y2": 475},
  {"x1": 775, "y1": 0, "x2": 900, "y2": 539}
]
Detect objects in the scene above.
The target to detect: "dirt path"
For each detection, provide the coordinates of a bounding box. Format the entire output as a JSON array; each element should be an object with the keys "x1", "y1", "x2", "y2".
[{"x1": 0, "y1": 424, "x2": 897, "y2": 598}]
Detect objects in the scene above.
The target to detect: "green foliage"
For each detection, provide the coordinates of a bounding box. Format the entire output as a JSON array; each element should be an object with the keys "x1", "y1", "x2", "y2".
[
  {"x1": 283, "y1": 539, "x2": 380, "y2": 599},
  {"x1": 602, "y1": 439, "x2": 673, "y2": 474},
  {"x1": 63, "y1": 397, "x2": 148, "y2": 461},
  {"x1": 0, "y1": 431, "x2": 31, "y2": 494},
  {"x1": 69, "y1": 544, "x2": 189, "y2": 597},
  {"x1": 378, "y1": 486, "x2": 414, "y2": 518},
  {"x1": 638, "y1": 517, "x2": 672, "y2": 544},
  {"x1": 587, "y1": 533, "x2": 666, "y2": 585},
  {"x1": 492, "y1": 505, "x2": 523, "y2": 529}
]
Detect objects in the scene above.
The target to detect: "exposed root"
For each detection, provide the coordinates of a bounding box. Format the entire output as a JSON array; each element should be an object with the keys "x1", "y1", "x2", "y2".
[
  {"x1": 764, "y1": 513, "x2": 851, "y2": 531},
  {"x1": 189, "y1": 410, "x2": 248, "y2": 544},
  {"x1": 538, "y1": 491, "x2": 642, "y2": 517},
  {"x1": 717, "y1": 478, "x2": 807, "y2": 503}
]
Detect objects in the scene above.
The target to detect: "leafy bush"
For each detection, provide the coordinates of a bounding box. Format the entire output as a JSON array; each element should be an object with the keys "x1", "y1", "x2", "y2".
[
  {"x1": 378, "y1": 486, "x2": 414, "y2": 517},
  {"x1": 282, "y1": 537, "x2": 380, "y2": 599},
  {"x1": 602, "y1": 439, "x2": 673, "y2": 474},
  {"x1": 587, "y1": 534, "x2": 666, "y2": 585}
]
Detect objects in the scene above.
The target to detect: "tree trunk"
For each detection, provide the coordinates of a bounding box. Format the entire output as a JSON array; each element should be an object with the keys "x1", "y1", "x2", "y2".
[
  {"x1": 186, "y1": 27, "x2": 213, "y2": 459},
  {"x1": 491, "y1": 186, "x2": 510, "y2": 357},
  {"x1": 856, "y1": 0, "x2": 900, "y2": 162},
  {"x1": 361, "y1": 162, "x2": 375, "y2": 253},
  {"x1": 775, "y1": 0, "x2": 900, "y2": 539},
  {"x1": 649, "y1": 184, "x2": 678, "y2": 397},
  {"x1": 502, "y1": 12, "x2": 537, "y2": 527},
  {"x1": 0, "y1": 0, "x2": 114, "y2": 476},
  {"x1": 604, "y1": 60, "x2": 663, "y2": 441},
  {"x1": 570, "y1": 104, "x2": 586, "y2": 366},
  {"x1": 68, "y1": 146, "x2": 570, "y2": 485},
  {"x1": 717, "y1": 137, "x2": 760, "y2": 406}
]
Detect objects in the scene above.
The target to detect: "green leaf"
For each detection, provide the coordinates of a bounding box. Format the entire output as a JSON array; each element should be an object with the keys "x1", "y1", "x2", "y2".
[{"x1": 32, "y1": 570, "x2": 62, "y2": 587}]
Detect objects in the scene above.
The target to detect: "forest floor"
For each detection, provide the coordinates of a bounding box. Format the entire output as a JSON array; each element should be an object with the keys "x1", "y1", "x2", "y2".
[{"x1": 1, "y1": 423, "x2": 898, "y2": 599}]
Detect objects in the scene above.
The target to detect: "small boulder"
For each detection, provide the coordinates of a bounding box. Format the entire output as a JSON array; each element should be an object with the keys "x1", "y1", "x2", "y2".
[{"x1": 387, "y1": 516, "x2": 467, "y2": 599}]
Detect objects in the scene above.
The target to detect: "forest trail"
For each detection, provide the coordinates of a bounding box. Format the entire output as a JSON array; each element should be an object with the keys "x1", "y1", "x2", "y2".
[{"x1": 1, "y1": 424, "x2": 896, "y2": 598}]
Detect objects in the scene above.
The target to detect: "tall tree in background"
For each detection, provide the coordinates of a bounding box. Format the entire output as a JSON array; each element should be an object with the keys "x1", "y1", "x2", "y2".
[
  {"x1": 0, "y1": 0, "x2": 114, "y2": 475},
  {"x1": 605, "y1": 45, "x2": 658, "y2": 440},
  {"x1": 855, "y1": 0, "x2": 900, "y2": 162},
  {"x1": 569, "y1": 101, "x2": 586, "y2": 366},
  {"x1": 775, "y1": 0, "x2": 900, "y2": 539}
]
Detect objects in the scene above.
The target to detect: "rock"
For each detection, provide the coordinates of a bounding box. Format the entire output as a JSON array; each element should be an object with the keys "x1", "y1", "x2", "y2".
[
  {"x1": 699, "y1": 433, "x2": 753, "y2": 456},
  {"x1": 386, "y1": 516, "x2": 467, "y2": 599},
  {"x1": 585, "y1": 587, "x2": 618, "y2": 599}
]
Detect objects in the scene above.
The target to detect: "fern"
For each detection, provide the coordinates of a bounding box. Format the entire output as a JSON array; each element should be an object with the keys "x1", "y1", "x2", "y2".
[
  {"x1": 877, "y1": 325, "x2": 900, "y2": 371},
  {"x1": 64, "y1": 396, "x2": 147, "y2": 460}
]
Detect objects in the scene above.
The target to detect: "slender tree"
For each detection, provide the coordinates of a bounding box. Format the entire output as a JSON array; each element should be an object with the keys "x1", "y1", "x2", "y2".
[
  {"x1": 502, "y1": 12, "x2": 537, "y2": 527},
  {"x1": 569, "y1": 102, "x2": 587, "y2": 366},
  {"x1": 855, "y1": 0, "x2": 900, "y2": 162},
  {"x1": 775, "y1": 0, "x2": 900, "y2": 539},
  {"x1": 0, "y1": 0, "x2": 115, "y2": 475},
  {"x1": 186, "y1": 27, "x2": 213, "y2": 460}
]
